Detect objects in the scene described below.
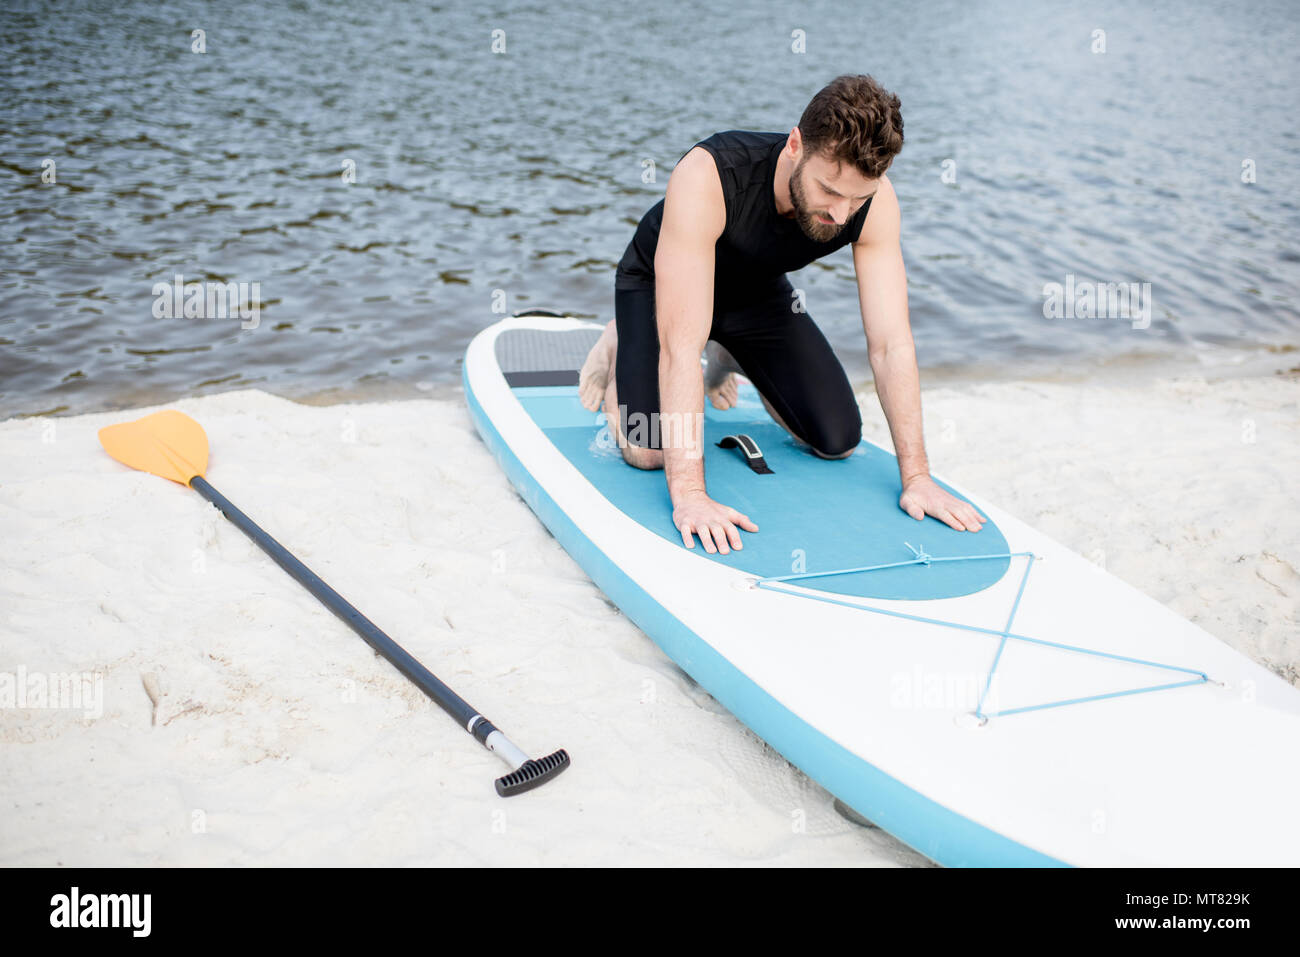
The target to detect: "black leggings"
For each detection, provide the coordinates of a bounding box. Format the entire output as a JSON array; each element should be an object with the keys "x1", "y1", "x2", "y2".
[{"x1": 613, "y1": 280, "x2": 862, "y2": 454}]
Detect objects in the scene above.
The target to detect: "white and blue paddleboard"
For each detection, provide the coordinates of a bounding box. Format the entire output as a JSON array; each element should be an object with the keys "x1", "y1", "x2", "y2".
[{"x1": 464, "y1": 311, "x2": 1300, "y2": 867}]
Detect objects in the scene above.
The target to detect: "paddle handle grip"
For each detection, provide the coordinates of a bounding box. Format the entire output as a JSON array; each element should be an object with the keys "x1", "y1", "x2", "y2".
[{"x1": 188, "y1": 475, "x2": 486, "y2": 736}]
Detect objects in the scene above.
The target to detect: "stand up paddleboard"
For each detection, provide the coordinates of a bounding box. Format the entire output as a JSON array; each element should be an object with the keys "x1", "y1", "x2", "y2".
[{"x1": 465, "y1": 310, "x2": 1300, "y2": 866}]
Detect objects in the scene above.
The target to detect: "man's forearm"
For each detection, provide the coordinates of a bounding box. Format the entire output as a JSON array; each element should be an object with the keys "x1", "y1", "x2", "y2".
[
  {"x1": 658, "y1": 350, "x2": 706, "y2": 503},
  {"x1": 870, "y1": 344, "x2": 930, "y2": 484}
]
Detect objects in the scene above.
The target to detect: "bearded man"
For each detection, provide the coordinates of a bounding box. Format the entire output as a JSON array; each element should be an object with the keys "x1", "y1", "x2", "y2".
[{"x1": 578, "y1": 74, "x2": 985, "y2": 554}]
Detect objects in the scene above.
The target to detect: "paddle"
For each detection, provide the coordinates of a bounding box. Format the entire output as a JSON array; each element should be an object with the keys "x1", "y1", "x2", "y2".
[{"x1": 98, "y1": 409, "x2": 569, "y2": 796}]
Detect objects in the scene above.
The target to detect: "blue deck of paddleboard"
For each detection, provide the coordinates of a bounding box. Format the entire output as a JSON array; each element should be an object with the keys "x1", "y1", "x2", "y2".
[{"x1": 514, "y1": 385, "x2": 1010, "y2": 601}]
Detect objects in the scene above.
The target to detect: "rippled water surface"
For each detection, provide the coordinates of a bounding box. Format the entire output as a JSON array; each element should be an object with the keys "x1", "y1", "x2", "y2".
[{"x1": 2, "y1": 0, "x2": 1298, "y2": 417}]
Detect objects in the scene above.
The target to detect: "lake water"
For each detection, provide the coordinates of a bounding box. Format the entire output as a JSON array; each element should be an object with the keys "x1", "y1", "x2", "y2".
[{"x1": 2, "y1": 0, "x2": 1298, "y2": 417}]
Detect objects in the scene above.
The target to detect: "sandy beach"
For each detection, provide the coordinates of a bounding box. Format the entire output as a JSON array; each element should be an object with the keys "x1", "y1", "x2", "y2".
[{"x1": 2, "y1": 368, "x2": 1296, "y2": 867}]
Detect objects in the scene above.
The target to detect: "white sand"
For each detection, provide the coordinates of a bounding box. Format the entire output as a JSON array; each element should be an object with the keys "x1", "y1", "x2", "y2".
[{"x1": 1, "y1": 372, "x2": 1297, "y2": 866}]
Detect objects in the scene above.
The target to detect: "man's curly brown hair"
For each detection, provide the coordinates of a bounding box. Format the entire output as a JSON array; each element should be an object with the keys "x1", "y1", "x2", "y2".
[{"x1": 797, "y1": 74, "x2": 904, "y2": 179}]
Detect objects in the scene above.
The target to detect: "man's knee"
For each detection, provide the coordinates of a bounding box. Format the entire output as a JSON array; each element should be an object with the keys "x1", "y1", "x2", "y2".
[
  {"x1": 807, "y1": 410, "x2": 863, "y2": 459},
  {"x1": 609, "y1": 410, "x2": 664, "y2": 469},
  {"x1": 812, "y1": 444, "x2": 856, "y2": 460},
  {"x1": 621, "y1": 443, "x2": 664, "y2": 470}
]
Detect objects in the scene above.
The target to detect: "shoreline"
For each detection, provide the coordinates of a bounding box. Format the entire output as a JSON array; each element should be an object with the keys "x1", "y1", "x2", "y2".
[{"x1": 6, "y1": 338, "x2": 1298, "y2": 423}]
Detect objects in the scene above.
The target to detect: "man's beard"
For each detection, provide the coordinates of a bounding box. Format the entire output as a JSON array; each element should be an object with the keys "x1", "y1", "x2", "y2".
[{"x1": 788, "y1": 157, "x2": 846, "y2": 242}]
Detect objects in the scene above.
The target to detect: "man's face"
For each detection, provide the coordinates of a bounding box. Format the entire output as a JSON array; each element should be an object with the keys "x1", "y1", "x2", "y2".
[{"x1": 788, "y1": 149, "x2": 879, "y2": 242}]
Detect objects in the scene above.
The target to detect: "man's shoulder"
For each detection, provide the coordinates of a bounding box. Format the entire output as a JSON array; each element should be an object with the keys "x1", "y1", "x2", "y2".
[
  {"x1": 692, "y1": 129, "x2": 786, "y2": 161},
  {"x1": 852, "y1": 173, "x2": 900, "y2": 247},
  {"x1": 679, "y1": 130, "x2": 783, "y2": 194}
]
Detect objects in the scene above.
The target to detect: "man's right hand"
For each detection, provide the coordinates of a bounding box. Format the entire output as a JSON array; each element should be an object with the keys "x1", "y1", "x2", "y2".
[{"x1": 672, "y1": 489, "x2": 758, "y2": 554}]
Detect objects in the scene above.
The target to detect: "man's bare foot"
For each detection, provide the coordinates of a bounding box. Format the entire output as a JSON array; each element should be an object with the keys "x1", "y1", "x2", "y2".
[
  {"x1": 704, "y1": 340, "x2": 742, "y2": 410},
  {"x1": 579, "y1": 320, "x2": 617, "y2": 411}
]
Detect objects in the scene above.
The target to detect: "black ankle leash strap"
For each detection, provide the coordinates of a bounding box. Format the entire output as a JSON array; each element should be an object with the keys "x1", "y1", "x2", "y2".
[{"x1": 716, "y1": 433, "x2": 773, "y2": 474}]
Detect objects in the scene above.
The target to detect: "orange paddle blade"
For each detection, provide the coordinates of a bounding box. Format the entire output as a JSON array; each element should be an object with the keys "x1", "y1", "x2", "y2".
[{"x1": 98, "y1": 410, "x2": 209, "y2": 486}]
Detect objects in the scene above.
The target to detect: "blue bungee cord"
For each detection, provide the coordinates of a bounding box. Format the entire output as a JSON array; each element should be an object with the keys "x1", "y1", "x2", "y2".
[{"x1": 752, "y1": 543, "x2": 1210, "y2": 721}]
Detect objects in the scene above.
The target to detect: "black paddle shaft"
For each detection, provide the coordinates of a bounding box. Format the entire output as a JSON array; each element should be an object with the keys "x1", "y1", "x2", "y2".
[{"x1": 188, "y1": 475, "x2": 492, "y2": 742}]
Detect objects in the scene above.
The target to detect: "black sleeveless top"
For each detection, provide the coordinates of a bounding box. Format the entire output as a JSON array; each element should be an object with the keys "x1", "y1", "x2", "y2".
[{"x1": 615, "y1": 130, "x2": 873, "y2": 305}]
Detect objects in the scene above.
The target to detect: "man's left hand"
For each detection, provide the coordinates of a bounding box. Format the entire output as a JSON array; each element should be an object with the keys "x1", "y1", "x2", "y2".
[{"x1": 899, "y1": 475, "x2": 987, "y2": 532}]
